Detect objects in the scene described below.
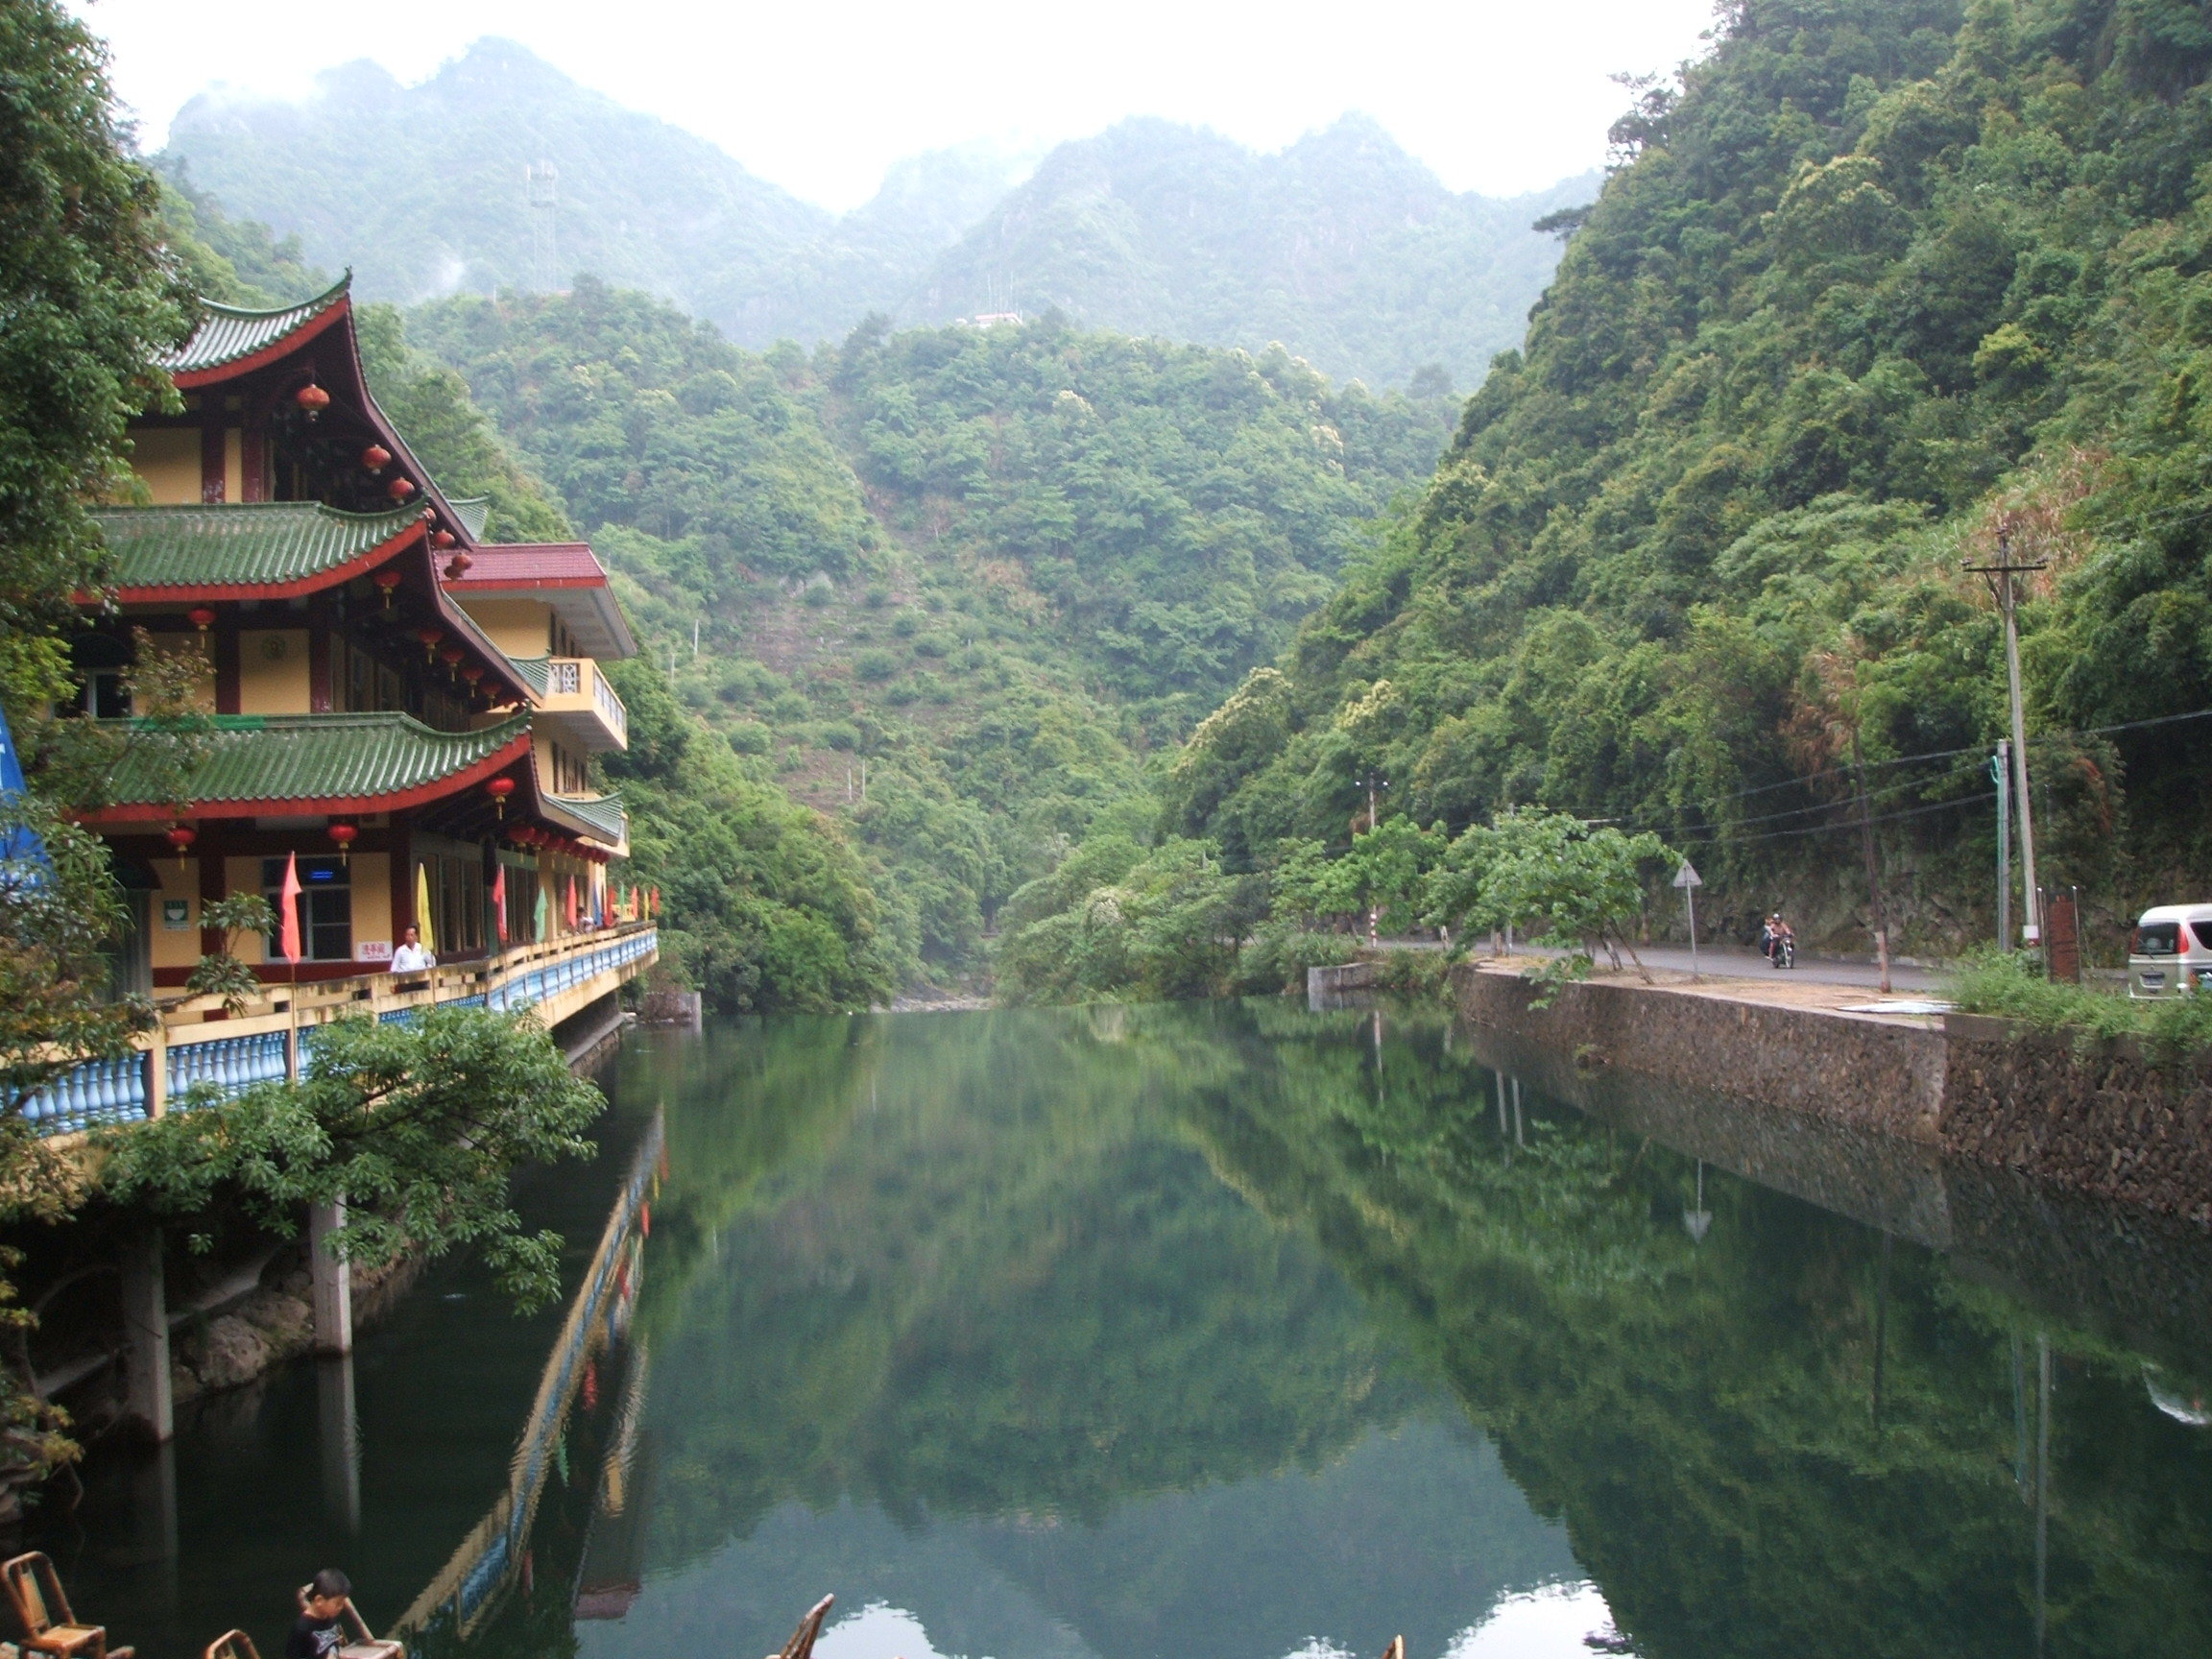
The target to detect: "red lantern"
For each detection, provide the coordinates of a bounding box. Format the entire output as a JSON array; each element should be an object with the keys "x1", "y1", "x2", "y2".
[
  {"x1": 431, "y1": 529, "x2": 456, "y2": 549},
  {"x1": 165, "y1": 823, "x2": 196, "y2": 870},
  {"x1": 386, "y1": 475, "x2": 416, "y2": 501},
  {"x1": 326, "y1": 822, "x2": 358, "y2": 866},
  {"x1": 295, "y1": 382, "x2": 330, "y2": 420},
  {"x1": 415, "y1": 627, "x2": 443, "y2": 661},
  {"x1": 487, "y1": 776, "x2": 517, "y2": 819},
  {"x1": 439, "y1": 645, "x2": 464, "y2": 669},
  {"x1": 186, "y1": 605, "x2": 217, "y2": 633},
  {"x1": 373, "y1": 567, "x2": 404, "y2": 608},
  {"x1": 361, "y1": 444, "x2": 391, "y2": 472},
  {"x1": 462, "y1": 664, "x2": 484, "y2": 685}
]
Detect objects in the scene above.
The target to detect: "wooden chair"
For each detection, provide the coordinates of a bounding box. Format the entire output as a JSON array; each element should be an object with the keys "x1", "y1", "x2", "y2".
[
  {"x1": 203, "y1": 1634, "x2": 257, "y2": 1659},
  {"x1": 768, "y1": 1595, "x2": 833, "y2": 1659},
  {"x1": 0, "y1": 1555, "x2": 132, "y2": 1659}
]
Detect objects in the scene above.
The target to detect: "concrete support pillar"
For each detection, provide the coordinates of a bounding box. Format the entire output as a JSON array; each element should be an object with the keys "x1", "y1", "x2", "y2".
[
  {"x1": 118, "y1": 1232, "x2": 173, "y2": 1443},
  {"x1": 125, "y1": 1441, "x2": 180, "y2": 1613},
  {"x1": 309, "y1": 1201, "x2": 352, "y2": 1356},
  {"x1": 317, "y1": 1354, "x2": 360, "y2": 1533}
]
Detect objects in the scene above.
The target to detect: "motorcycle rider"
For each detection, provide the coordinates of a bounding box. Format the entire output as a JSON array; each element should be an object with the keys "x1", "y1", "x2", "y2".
[{"x1": 1767, "y1": 912, "x2": 1796, "y2": 969}]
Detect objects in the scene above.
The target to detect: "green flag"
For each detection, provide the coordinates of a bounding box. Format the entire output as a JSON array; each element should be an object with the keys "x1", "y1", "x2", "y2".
[{"x1": 533, "y1": 881, "x2": 548, "y2": 944}]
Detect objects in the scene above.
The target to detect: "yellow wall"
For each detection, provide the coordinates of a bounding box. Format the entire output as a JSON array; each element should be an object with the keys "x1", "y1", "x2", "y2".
[
  {"x1": 350, "y1": 852, "x2": 392, "y2": 962},
  {"x1": 225, "y1": 855, "x2": 267, "y2": 963},
  {"x1": 456, "y1": 598, "x2": 551, "y2": 658},
  {"x1": 131, "y1": 427, "x2": 201, "y2": 505},
  {"x1": 238, "y1": 629, "x2": 311, "y2": 713},
  {"x1": 224, "y1": 428, "x2": 243, "y2": 503},
  {"x1": 152, "y1": 858, "x2": 200, "y2": 972}
]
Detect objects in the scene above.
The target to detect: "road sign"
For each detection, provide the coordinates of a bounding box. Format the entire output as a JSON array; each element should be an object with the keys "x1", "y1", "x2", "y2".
[{"x1": 1674, "y1": 863, "x2": 1702, "y2": 979}]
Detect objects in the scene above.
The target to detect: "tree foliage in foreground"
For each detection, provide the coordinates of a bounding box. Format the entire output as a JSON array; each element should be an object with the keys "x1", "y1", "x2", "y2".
[
  {"x1": 0, "y1": 0, "x2": 189, "y2": 732},
  {"x1": 100, "y1": 1008, "x2": 603, "y2": 1313}
]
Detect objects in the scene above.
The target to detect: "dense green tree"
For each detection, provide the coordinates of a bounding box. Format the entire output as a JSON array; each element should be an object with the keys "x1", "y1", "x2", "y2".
[
  {"x1": 1158, "y1": 0, "x2": 2212, "y2": 957},
  {"x1": 0, "y1": 0, "x2": 190, "y2": 728},
  {"x1": 100, "y1": 1007, "x2": 603, "y2": 1311}
]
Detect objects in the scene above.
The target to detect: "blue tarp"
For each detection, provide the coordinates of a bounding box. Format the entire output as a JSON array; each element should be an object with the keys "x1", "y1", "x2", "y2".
[{"x1": 0, "y1": 701, "x2": 51, "y2": 877}]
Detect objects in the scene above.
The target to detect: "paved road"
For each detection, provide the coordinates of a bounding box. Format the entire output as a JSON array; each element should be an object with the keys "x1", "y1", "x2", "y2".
[{"x1": 1522, "y1": 941, "x2": 1947, "y2": 995}]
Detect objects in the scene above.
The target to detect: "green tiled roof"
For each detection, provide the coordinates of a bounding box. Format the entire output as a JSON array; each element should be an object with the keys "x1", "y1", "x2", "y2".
[
  {"x1": 506, "y1": 656, "x2": 551, "y2": 699},
  {"x1": 447, "y1": 496, "x2": 492, "y2": 539},
  {"x1": 95, "y1": 502, "x2": 421, "y2": 590},
  {"x1": 545, "y1": 791, "x2": 627, "y2": 845},
  {"x1": 160, "y1": 277, "x2": 351, "y2": 375},
  {"x1": 101, "y1": 712, "x2": 528, "y2": 811}
]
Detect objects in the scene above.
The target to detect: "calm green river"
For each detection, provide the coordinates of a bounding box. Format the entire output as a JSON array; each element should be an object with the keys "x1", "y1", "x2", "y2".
[{"x1": 35, "y1": 1002, "x2": 2212, "y2": 1659}]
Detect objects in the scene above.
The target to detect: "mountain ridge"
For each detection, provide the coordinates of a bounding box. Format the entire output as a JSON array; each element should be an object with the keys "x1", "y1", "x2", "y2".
[{"x1": 160, "y1": 37, "x2": 1595, "y2": 388}]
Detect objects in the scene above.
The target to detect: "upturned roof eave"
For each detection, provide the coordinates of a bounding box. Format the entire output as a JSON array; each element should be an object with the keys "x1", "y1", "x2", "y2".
[{"x1": 165, "y1": 275, "x2": 356, "y2": 387}]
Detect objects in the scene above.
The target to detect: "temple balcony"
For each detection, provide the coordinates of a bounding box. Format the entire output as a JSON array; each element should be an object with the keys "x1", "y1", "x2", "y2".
[
  {"x1": 17, "y1": 923, "x2": 659, "y2": 1139},
  {"x1": 514, "y1": 656, "x2": 628, "y2": 751}
]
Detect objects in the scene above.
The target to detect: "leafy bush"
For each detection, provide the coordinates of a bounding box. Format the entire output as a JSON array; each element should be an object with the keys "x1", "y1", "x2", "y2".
[
  {"x1": 854, "y1": 648, "x2": 899, "y2": 683},
  {"x1": 1947, "y1": 950, "x2": 2212, "y2": 1059}
]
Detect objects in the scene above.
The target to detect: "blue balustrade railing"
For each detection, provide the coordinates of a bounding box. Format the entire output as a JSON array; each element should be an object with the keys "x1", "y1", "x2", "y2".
[
  {"x1": 168, "y1": 1029, "x2": 289, "y2": 1108},
  {"x1": 19, "y1": 928, "x2": 656, "y2": 1137},
  {"x1": 15, "y1": 1052, "x2": 149, "y2": 1136}
]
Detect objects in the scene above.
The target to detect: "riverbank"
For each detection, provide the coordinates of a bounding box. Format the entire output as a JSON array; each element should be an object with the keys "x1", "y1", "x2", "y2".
[{"x1": 1453, "y1": 960, "x2": 2212, "y2": 1226}]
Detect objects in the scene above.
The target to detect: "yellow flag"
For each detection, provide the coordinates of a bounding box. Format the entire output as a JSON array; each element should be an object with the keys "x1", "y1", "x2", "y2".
[{"x1": 415, "y1": 861, "x2": 436, "y2": 956}]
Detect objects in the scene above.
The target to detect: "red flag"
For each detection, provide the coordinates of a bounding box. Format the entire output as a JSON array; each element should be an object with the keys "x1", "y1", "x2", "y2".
[
  {"x1": 651, "y1": 885, "x2": 661, "y2": 917},
  {"x1": 278, "y1": 852, "x2": 303, "y2": 963},
  {"x1": 565, "y1": 875, "x2": 579, "y2": 931},
  {"x1": 492, "y1": 864, "x2": 509, "y2": 946}
]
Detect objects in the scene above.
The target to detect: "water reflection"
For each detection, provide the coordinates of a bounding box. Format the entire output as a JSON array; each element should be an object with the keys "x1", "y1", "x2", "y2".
[
  {"x1": 546, "y1": 1004, "x2": 2212, "y2": 1659},
  {"x1": 38, "y1": 1003, "x2": 2212, "y2": 1659}
]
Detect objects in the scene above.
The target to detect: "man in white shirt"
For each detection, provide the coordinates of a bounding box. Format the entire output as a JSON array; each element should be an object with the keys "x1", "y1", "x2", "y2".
[{"x1": 390, "y1": 925, "x2": 435, "y2": 973}]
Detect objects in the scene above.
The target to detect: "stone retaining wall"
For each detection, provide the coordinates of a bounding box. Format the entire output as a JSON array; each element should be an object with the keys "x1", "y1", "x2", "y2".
[
  {"x1": 1941, "y1": 1013, "x2": 2212, "y2": 1225},
  {"x1": 1453, "y1": 967, "x2": 1947, "y2": 1141},
  {"x1": 1452, "y1": 965, "x2": 2212, "y2": 1225}
]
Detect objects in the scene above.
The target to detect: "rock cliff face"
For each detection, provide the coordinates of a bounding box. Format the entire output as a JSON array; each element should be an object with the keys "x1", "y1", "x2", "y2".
[{"x1": 168, "y1": 1248, "x2": 425, "y2": 1407}]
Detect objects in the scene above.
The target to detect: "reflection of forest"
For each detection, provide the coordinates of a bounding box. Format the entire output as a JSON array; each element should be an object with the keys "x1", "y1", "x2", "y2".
[
  {"x1": 613, "y1": 1011, "x2": 1580, "y2": 1658},
  {"x1": 1168, "y1": 1002, "x2": 2212, "y2": 1659},
  {"x1": 603, "y1": 1007, "x2": 2212, "y2": 1659}
]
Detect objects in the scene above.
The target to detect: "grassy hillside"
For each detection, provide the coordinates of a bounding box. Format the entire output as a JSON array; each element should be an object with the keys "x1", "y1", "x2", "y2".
[
  {"x1": 403, "y1": 284, "x2": 1454, "y2": 986},
  {"x1": 1141, "y1": 0, "x2": 2212, "y2": 963}
]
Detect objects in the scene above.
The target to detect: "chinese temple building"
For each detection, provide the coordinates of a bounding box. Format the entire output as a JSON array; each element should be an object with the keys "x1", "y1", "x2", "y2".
[{"x1": 31, "y1": 276, "x2": 657, "y2": 1138}]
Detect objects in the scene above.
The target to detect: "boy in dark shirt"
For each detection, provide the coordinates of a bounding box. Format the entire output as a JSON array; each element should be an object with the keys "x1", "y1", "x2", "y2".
[{"x1": 286, "y1": 1569, "x2": 354, "y2": 1659}]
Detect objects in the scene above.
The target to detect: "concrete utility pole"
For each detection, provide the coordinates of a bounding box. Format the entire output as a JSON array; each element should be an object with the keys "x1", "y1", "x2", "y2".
[
  {"x1": 1967, "y1": 535, "x2": 2047, "y2": 947},
  {"x1": 1993, "y1": 742, "x2": 2011, "y2": 950},
  {"x1": 1850, "y1": 729, "x2": 1892, "y2": 994}
]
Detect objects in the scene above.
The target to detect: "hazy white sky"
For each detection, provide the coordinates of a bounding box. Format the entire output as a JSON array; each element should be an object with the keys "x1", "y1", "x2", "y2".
[{"x1": 70, "y1": 0, "x2": 1719, "y2": 211}]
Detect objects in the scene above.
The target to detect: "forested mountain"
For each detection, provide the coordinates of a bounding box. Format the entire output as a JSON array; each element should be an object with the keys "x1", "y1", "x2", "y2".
[
  {"x1": 917, "y1": 116, "x2": 1599, "y2": 389},
  {"x1": 163, "y1": 40, "x2": 828, "y2": 309},
  {"x1": 401, "y1": 284, "x2": 1455, "y2": 985},
  {"x1": 1131, "y1": 0, "x2": 2212, "y2": 967},
  {"x1": 157, "y1": 38, "x2": 1586, "y2": 387}
]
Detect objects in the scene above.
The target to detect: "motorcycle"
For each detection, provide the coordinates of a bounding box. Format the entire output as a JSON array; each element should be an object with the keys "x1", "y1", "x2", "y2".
[{"x1": 1771, "y1": 933, "x2": 1794, "y2": 970}]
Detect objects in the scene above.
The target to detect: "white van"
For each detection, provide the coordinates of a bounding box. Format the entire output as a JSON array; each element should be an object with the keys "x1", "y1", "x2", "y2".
[{"x1": 2127, "y1": 904, "x2": 2212, "y2": 998}]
